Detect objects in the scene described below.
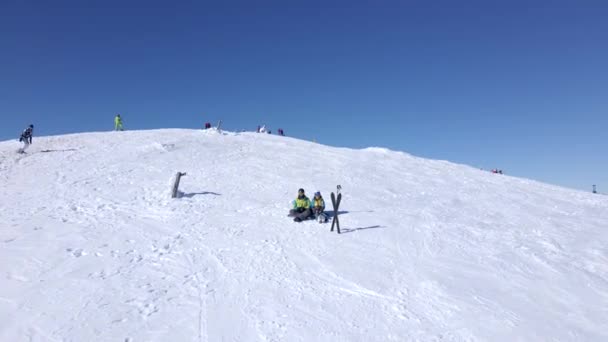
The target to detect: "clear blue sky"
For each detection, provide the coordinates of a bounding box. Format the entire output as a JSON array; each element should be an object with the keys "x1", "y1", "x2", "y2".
[{"x1": 1, "y1": 0, "x2": 606, "y2": 192}]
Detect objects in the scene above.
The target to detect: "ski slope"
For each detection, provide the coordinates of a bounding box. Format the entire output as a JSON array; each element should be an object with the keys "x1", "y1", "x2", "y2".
[{"x1": 1, "y1": 129, "x2": 607, "y2": 342}]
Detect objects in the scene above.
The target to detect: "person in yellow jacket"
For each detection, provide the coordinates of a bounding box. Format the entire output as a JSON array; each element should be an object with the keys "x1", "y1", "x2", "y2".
[
  {"x1": 289, "y1": 188, "x2": 312, "y2": 222},
  {"x1": 312, "y1": 191, "x2": 328, "y2": 223},
  {"x1": 114, "y1": 114, "x2": 123, "y2": 131}
]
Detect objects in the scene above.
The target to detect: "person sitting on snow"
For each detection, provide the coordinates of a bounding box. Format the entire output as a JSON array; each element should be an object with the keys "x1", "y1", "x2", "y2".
[
  {"x1": 312, "y1": 191, "x2": 328, "y2": 222},
  {"x1": 18, "y1": 124, "x2": 34, "y2": 153},
  {"x1": 289, "y1": 188, "x2": 312, "y2": 222}
]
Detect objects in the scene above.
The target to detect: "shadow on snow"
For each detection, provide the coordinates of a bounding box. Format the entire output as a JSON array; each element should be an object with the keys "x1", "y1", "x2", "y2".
[
  {"x1": 326, "y1": 210, "x2": 350, "y2": 217},
  {"x1": 340, "y1": 225, "x2": 386, "y2": 234},
  {"x1": 40, "y1": 149, "x2": 79, "y2": 153},
  {"x1": 179, "y1": 191, "x2": 221, "y2": 198}
]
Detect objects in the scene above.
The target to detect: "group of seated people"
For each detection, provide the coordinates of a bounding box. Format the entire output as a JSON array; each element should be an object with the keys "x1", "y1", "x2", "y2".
[{"x1": 288, "y1": 188, "x2": 327, "y2": 222}]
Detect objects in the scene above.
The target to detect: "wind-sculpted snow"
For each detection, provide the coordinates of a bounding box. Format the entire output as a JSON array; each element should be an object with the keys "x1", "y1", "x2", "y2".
[{"x1": 1, "y1": 129, "x2": 607, "y2": 341}]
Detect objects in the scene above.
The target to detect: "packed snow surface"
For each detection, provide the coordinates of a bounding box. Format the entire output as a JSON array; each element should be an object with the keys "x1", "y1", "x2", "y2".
[{"x1": 1, "y1": 129, "x2": 607, "y2": 341}]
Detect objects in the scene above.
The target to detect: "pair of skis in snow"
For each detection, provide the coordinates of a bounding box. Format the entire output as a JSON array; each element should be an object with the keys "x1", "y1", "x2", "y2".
[{"x1": 330, "y1": 185, "x2": 342, "y2": 234}]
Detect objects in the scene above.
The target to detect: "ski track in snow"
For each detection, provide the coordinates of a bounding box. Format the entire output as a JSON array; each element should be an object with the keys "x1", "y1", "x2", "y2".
[{"x1": 1, "y1": 129, "x2": 607, "y2": 341}]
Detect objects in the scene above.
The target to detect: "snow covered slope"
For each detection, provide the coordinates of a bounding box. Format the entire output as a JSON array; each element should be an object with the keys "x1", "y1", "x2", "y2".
[{"x1": 1, "y1": 129, "x2": 607, "y2": 342}]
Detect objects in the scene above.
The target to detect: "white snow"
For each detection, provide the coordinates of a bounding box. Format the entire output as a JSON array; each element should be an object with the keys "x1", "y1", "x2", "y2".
[{"x1": 1, "y1": 129, "x2": 607, "y2": 341}]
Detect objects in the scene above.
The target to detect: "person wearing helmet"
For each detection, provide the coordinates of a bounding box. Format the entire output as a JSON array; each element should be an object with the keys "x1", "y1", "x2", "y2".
[
  {"x1": 114, "y1": 114, "x2": 123, "y2": 131},
  {"x1": 289, "y1": 188, "x2": 312, "y2": 222},
  {"x1": 18, "y1": 124, "x2": 34, "y2": 153},
  {"x1": 312, "y1": 191, "x2": 328, "y2": 223}
]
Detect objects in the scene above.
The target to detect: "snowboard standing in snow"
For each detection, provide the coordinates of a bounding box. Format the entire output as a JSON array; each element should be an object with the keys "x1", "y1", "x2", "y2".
[{"x1": 330, "y1": 185, "x2": 342, "y2": 234}]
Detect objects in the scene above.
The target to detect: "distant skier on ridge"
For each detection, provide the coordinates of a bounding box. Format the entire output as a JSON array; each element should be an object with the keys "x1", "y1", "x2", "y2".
[{"x1": 18, "y1": 124, "x2": 34, "y2": 153}]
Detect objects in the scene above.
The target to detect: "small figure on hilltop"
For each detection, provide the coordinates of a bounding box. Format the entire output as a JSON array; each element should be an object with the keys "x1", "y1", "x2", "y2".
[
  {"x1": 312, "y1": 191, "x2": 328, "y2": 223},
  {"x1": 114, "y1": 114, "x2": 123, "y2": 131},
  {"x1": 278, "y1": 128, "x2": 284, "y2": 136},
  {"x1": 289, "y1": 188, "x2": 312, "y2": 222},
  {"x1": 204, "y1": 122, "x2": 212, "y2": 129},
  {"x1": 18, "y1": 124, "x2": 34, "y2": 153}
]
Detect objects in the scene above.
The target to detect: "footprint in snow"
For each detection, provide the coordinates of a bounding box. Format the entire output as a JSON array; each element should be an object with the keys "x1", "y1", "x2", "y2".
[
  {"x1": 8, "y1": 273, "x2": 29, "y2": 282},
  {"x1": 66, "y1": 248, "x2": 87, "y2": 257}
]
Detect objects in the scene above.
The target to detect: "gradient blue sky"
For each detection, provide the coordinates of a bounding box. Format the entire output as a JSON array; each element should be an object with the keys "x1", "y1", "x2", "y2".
[{"x1": 1, "y1": 0, "x2": 606, "y2": 192}]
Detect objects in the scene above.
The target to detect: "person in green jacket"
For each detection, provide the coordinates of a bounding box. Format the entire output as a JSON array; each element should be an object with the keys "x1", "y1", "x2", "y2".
[
  {"x1": 114, "y1": 114, "x2": 123, "y2": 131},
  {"x1": 289, "y1": 188, "x2": 312, "y2": 222}
]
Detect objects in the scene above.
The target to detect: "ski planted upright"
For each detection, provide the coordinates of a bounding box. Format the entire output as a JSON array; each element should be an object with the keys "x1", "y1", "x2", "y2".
[{"x1": 330, "y1": 185, "x2": 342, "y2": 234}]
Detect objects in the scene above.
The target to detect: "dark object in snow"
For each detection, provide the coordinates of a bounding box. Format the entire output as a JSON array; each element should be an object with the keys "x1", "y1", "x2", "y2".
[
  {"x1": 171, "y1": 172, "x2": 187, "y2": 198},
  {"x1": 330, "y1": 185, "x2": 342, "y2": 234}
]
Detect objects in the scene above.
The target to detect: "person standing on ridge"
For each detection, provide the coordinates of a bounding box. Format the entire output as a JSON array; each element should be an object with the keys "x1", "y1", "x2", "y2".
[
  {"x1": 114, "y1": 114, "x2": 123, "y2": 131},
  {"x1": 18, "y1": 124, "x2": 34, "y2": 153}
]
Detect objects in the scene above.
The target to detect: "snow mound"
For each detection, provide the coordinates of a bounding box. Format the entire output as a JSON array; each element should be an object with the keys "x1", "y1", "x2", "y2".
[{"x1": 1, "y1": 129, "x2": 607, "y2": 341}]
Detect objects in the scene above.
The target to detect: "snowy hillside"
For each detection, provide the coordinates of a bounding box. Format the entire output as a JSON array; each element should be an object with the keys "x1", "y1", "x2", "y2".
[{"x1": 1, "y1": 129, "x2": 607, "y2": 342}]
